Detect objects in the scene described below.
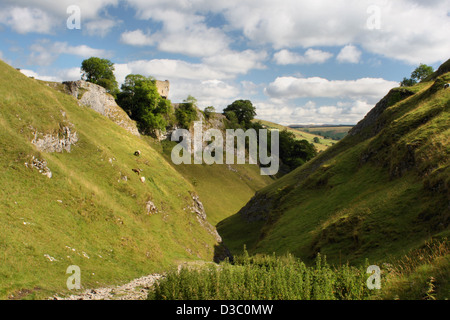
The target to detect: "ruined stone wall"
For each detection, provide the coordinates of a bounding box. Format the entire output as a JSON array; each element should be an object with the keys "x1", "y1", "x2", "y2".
[{"x1": 155, "y1": 80, "x2": 170, "y2": 99}]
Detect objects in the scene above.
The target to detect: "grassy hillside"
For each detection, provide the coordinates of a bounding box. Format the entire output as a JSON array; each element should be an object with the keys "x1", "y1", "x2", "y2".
[
  {"x1": 255, "y1": 119, "x2": 336, "y2": 151},
  {"x1": 0, "y1": 60, "x2": 222, "y2": 299},
  {"x1": 159, "y1": 141, "x2": 273, "y2": 227},
  {"x1": 218, "y1": 60, "x2": 450, "y2": 275}
]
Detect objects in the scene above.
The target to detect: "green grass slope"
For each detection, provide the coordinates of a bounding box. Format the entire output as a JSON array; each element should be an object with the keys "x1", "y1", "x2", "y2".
[
  {"x1": 219, "y1": 60, "x2": 450, "y2": 269},
  {"x1": 0, "y1": 60, "x2": 221, "y2": 299},
  {"x1": 160, "y1": 145, "x2": 274, "y2": 227}
]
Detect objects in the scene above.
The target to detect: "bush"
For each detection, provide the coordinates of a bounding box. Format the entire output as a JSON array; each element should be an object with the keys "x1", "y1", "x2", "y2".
[
  {"x1": 400, "y1": 64, "x2": 434, "y2": 87},
  {"x1": 148, "y1": 251, "x2": 373, "y2": 300},
  {"x1": 204, "y1": 106, "x2": 215, "y2": 120},
  {"x1": 116, "y1": 74, "x2": 173, "y2": 135},
  {"x1": 175, "y1": 102, "x2": 198, "y2": 129},
  {"x1": 81, "y1": 57, "x2": 119, "y2": 94},
  {"x1": 223, "y1": 100, "x2": 256, "y2": 129}
]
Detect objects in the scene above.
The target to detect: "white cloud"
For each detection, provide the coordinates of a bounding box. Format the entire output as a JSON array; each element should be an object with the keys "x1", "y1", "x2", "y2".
[
  {"x1": 120, "y1": 29, "x2": 155, "y2": 46},
  {"x1": 84, "y1": 19, "x2": 118, "y2": 37},
  {"x1": 28, "y1": 40, "x2": 109, "y2": 66},
  {"x1": 265, "y1": 76, "x2": 398, "y2": 102},
  {"x1": 0, "y1": 1, "x2": 119, "y2": 35},
  {"x1": 157, "y1": 18, "x2": 230, "y2": 57},
  {"x1": 114, "y1": 48, "x2": 267, "y2": 87},
  {"x1": 215, "y1": 0, "x2": 449, "y2": 64},
  {"x1": 121, "y1": 4, "x2": 231, "y2": 57},
  {"x1": 114, "y1": 59, "x2": 229, "y2": 84},
  {"x1": 168, "y1": 79, "x2": 240, "y2": 109},
  {"x1": 0, "y1": 0, "x2": 119, "y2": 20},
  {"x1": 255, "y1": 99, "x2": 377, "y2": 126},
  {"x1": 240, "y1": 81, "x2": 261, "y2": 96},
  {"x1": 19, "y1": 67, "x2": 81, "y2": 82},
  {"x1": 274, "y1": 49, "x2": 333, "y2": 65},
  {"x1": 336, "y1": 45, "x2": 362, "y2": 64},
  {"x1": 203, "y1": 50, "x2": 267, "y2": 75},
  {"x1": 0, "y1": 7, "x2": 54, "y2": 34},
  {"x1": 20, "y1": 69, "x2": 58, "y2": 81}
]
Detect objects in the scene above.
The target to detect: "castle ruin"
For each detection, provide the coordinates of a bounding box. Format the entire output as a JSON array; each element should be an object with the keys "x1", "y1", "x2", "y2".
[{"x1": 155, "y1": 80, "x2": 170, "y2": 99}]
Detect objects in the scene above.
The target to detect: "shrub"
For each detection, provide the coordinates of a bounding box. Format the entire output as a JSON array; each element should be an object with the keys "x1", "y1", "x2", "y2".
[
  {"x1": 148, "y1": 251, "x2": 373, "y2": 300},
  {"x1": 175, "y1": 100, "x2": 198, "y2": 129}
]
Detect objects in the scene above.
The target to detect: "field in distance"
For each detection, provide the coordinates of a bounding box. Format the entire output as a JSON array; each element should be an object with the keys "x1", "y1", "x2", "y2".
[
  {"x1": 290, "y1": 125, "x2": 354, "y2": 141},
  {"x1": 254, "y1": 119, "x2": 347, "y2": 152}
]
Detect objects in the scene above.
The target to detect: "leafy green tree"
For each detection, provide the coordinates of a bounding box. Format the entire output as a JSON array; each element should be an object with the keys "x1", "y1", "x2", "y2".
[
  {"x1": 116, "y1": 74, "x2": 173, "y2": 135},
  {"x1": 175, "y1": 96, "x2": 198, "y2": 129},
  {"x1": 400, "y1": 77, "x2": 417, "y2": 87},
  {"x1": 279, "y1": 130, "x2": 317, "y2": 171},
  {"x1": 223, "y1": 100, "x2": 256, "y2": 129},
  {"x1": 411, "y1": 64, "x2": 434, "y2": 82},
  {"x1": 223, "y1": 110, "x2": 240, "y2": 129},
  {"x1": 184, "y1": 95, "x2": 198, "y2": 105},
  {"x1": 203, "y1": 106, "x2": 215, "y2": 120},
  {"x1": 400, "y1": 64, "x2": 434, "y2": 87},
  {"x1": 81, "y1": 57, "x2": 119, "y2": 95}
]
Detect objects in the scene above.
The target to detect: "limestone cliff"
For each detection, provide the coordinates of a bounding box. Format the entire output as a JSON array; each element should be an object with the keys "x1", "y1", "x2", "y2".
[{"x1": 62, "y1": 80, "x2": 140, "y2": 137}]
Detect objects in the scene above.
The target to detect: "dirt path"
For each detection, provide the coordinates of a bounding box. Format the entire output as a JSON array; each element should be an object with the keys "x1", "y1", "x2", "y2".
[
  {"x1": 50, "y1": 273, "x2": 163, "y2": 300},
  {"x1": 49, "y1": 261, "x2": 214, "y2": 300}
]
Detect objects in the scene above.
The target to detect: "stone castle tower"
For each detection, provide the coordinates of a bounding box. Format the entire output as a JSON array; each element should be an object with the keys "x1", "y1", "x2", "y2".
[{"x1": 155, "y1": 80, "x2": 170, "y2": 99}]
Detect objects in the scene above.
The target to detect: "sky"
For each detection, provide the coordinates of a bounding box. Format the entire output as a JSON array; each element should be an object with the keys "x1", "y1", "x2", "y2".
[{"x1": 0, "y1": 0, "x2": 449, "y2": 125}]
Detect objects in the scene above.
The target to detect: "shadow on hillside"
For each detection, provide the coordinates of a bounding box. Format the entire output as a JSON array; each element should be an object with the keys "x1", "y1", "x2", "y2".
[{"x1": 213, "y1": 241, "x2": 234, "y2": 263}]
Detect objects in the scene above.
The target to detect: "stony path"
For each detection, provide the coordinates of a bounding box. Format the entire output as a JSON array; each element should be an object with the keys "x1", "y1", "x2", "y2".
[
  {"x1": 49, "y1": 261, "x2": 214, "y2": 300},
  {"x1": 50, "y1": 273, "x2": 163, "y2": 300}
]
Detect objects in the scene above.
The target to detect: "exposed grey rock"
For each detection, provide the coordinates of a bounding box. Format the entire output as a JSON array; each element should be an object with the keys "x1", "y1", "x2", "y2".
[
  {"x1": 146, "y1": 200, "x2": 158, "y2": 215},
  {"x1": 25, "y1": 156, "x2": 52, "y2": 178},
  {"x1": 51, "y1": 273, "x2": 163, "y2": 300},
  {"x1": 31, "y1": 126, "x2": 78, "y2": 153},
  {"x1": 189, "y1": 192, "x2": 222, "y2": 243},
  {"x1": 63, "y1": 80, "x2": 140, "y2": 137}
]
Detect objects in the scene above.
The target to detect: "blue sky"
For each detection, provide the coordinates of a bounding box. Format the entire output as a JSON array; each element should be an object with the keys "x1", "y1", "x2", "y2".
[{"x1": 0, "y1": 0, "x2": 449, "y2": 125}]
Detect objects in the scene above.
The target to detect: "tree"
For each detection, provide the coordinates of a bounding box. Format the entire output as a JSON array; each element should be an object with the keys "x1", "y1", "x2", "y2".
[
  {"x1": 175, "y1": 95, "x2": 198, "y2": 129},
  {"x1": 411, "y1": 64, "x2": 434, "y2": 82},
  {"x1": 223, "y1": 100, "x2": 256, "y2": 129},
  {"x1": 116, "y1": 74, "x2": 173, "y2": 135},
  {"x1": 400, "y1": 77, "x2": 417, "y2": 87},
  {"x1": 81, "y1": 57, "x2": 118, "y2": 95},
  {"x1": 400, "y1": 64, "x2": 434, "y2": 87},
  {"x1": 278, "y1": 130, "x2": 317, "y2": 172},
  {"x1": 204, "y1": 106, "x2": 215, "y2": 120}
]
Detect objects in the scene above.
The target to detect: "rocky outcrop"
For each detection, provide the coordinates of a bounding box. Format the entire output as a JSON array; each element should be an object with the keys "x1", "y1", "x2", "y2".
[
  {"x1": 63, "y1": 80, "x2": 140, "y2": 137},
  {"x1": 31, "y1": 125, "x2": 78, "y2": 153},
  {"x1": 189, "y1": 192, "x2": 222, "y2": 243},
  {"x1": 25, "y1": 156, "x2": 52, "y2": 178},
  {"x1": 156, "y1": 108, "x2": 227, "y2": 143}
]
